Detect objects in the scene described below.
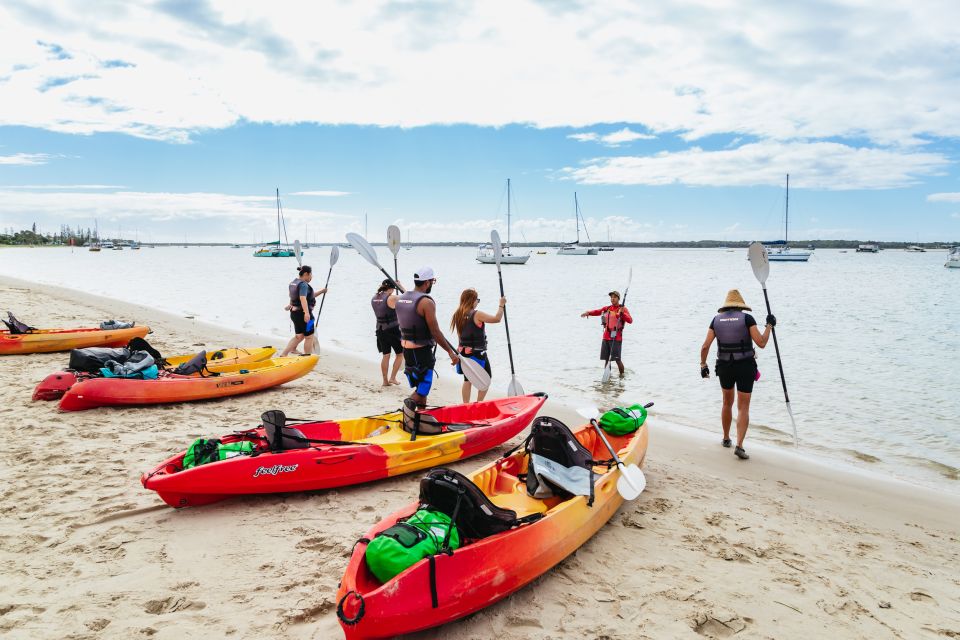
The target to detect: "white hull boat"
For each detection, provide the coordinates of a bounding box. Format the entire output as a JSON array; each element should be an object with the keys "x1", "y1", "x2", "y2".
[{"x1": 478, "y1": 179, "x2": 530, "y2": 265}]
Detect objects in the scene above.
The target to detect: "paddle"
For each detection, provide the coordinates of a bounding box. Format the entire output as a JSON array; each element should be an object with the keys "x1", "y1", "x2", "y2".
[
  {"x1": 294, "y1": 239, "x2": 302, "y2": 267},
  {"x1": 310, "y1": 245, "x2": 339, "y2": 333},
  {"x1": 601, "y1": 266, "x2": 633, "y2": 383},
  {"x1": 345, "y1": 232, "x2": 405, "y2": 293},
  {"x1": 491, "y1": 230, "x2": 524, "y2": 396},
  {"x1": 387, "y1": 225, "x2": 402, "y2": 280},
  {"x1": 456, "y1": 352, "x2": 492, "y2": 392},
  {"x1": 576, "y1": 406, "x2": 646, "y2": 499},
  {"x1": 748, "y1": 241, "x2": 799, "y2": 447}
]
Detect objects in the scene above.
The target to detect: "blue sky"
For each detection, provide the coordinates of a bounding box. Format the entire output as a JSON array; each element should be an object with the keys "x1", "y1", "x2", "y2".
[{"x1": 2, "y1": 1, "x2": 960, "y2": 243}]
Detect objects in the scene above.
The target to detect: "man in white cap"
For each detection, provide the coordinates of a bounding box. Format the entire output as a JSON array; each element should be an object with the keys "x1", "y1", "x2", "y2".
[{"x1": 394, "y1": 266, "x2": 458, "y2": 428}]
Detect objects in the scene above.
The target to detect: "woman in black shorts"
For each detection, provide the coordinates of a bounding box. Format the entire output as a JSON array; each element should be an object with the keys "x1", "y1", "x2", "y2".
[
  {"x1": 371, "y1": 279, "x2": 404, "y2": 386},
  {"x1": 699, "y1": 289, "x2": 774, "y2": 460},
  {"x1": 281, "y1": 265, "x2": 327, "y2": 357}
]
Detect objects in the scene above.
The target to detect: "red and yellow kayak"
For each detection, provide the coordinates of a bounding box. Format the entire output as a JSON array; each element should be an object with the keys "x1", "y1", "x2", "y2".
[
  {"x1": 33, "y1": 346, "x2": 277, "y2": 401},
  {"x1": 0, "y1": 326, "x2": 149, "y2": 355},
  {"x1": 58, "y1": 354, "x2": 317, "y2": 411},
  {"x1": 141, "y1": 393, "x2": 547, "y2": 507},
  {"x1": 335, "y1": 415, "x2": 648, "y2": 638}
]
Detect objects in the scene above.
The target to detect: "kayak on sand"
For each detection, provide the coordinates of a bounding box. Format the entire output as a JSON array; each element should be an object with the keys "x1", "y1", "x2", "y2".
[
  {"x1": 335, "y1": 412, "x2": 648, "y2": 638},
  {"x1": 33, "y1": 346, "x2": 277, "y2": 401},
  {"x1": 58, "y1": 354, "x2": 317, "y2": 411},
  {"x1": 141, "y1": 393, "x2": 547, "y2": 507},
  {"x1": 1, "y1": 325, "x2": 149, "y2": 355}
]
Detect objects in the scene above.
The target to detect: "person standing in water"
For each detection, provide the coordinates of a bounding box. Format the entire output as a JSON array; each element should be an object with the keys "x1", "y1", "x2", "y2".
[
  {"x1": 450, "y1": 288, "x2": 505, "y2": 403},
  {"x1": 395, "y1": 267, "x2": 458, "y2": 428},
  {"x1": 371, "y1": 278, "x2": 404, "y2": 386},
  {"x1": 580, "y1": 290, "x2": 633, "y2": 377},
  {"x1": 281, "y1": 265, "x2": 327, "y2": 357},
  {"x1": 699, "y1": 289, "x2": 775, "y2": 460}
]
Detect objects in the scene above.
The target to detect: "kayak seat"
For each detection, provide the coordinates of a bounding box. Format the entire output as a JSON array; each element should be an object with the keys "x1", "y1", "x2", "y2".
[{"x1": 261, "y1": 410, "x2": 310, "y2": 451}]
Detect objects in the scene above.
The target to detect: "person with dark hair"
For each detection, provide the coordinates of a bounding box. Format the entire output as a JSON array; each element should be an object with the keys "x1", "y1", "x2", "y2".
[
  {"x1": 372, "y1": 278, "x2": 404, "y2": 386},
  {"x1": 699, "y1": 289, "x2": 775, "y2": 460},
  {"x1": 281, "y1": 265, "x2": 328, "y2": 357},
  {"x1": 580, "y1": 290, "x2": 633, "y2": 377},
  {"x1": 395, "y1": 266, "x2": 458, "y2": 414},
  {"x1": 450, "y1": 288, "x2": 504, "y2": 403}
]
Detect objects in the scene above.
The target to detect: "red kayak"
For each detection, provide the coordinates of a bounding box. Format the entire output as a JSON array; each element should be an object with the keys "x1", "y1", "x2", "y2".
[{"x1": 141, "y1": 393, "x2": 547, "y2": 507}]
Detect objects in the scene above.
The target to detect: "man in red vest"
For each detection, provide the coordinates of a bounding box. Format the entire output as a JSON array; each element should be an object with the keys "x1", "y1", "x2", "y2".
[{"x1": 581, "y1": 290, "x2": 633, "y2": 377}]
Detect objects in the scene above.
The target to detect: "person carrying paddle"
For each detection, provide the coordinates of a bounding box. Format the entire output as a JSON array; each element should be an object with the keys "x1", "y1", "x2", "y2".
[
  {"x1": 450, "y1": 288, "x2": 505, "y2": 403},
  {"x1": 699, "y1": 289, "x2": 775, "y2": 460},
  {"x1": 395, "y1": 266, "x2": 458, "y2": 414},
  {"x1": 281, "y1": 265, "x2": 327, "y2": 357},
  {"x1": 580, "y1": 291, "x2": 632, "y2": 377},
  {"x1": 372, "y1": 278, "x2": 404, "y2": 386}
]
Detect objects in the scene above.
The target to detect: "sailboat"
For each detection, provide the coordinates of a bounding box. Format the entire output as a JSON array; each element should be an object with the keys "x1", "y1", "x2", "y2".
[
  {"x1": 557, "y1": 192, "x2": 598, "y2": 255},
  {"x1": 598, "y1": 224, "x2": 615, "y2": 251},
  {"x1": 404, "y1": 229, "x2": 412, "y2": 251},
  {"x1": 477, "y1": 179, "x2": 531, "y2": 265},
  {"x1": 765, "y1": 174, "x2": 811, "y2": 262},
  {"x1": 88, "y1": 219, "x2": 101, "y2": 252},
  {"x1": 253, "y1": 189, "x2": 297, "y2": 257}
]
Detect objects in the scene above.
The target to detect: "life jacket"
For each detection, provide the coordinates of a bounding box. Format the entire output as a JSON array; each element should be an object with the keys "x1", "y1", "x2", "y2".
[
  {"x1": 396, "y1": 291, "x2": 435, "y2": 347},
  {"x1": 458, "y1": 310, "x2": 487, "y2": 351},
  {"x1": 289, "y1": 278, "x2": 315, "y2": 310},
  {"x1": 600, "y1": 305, "x2": 624, "y2": 337},
  {"x1": 713, "y1": 310, "x2": 755, "y2": 361},
  {"x1": 371, "y1": 292, "x2": 400, "y2": 331}
]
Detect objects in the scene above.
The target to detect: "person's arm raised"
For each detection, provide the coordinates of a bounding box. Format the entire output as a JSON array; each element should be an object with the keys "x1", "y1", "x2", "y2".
[{"x1": 475, "y1": 297, "x2": 506, "y2": 324}]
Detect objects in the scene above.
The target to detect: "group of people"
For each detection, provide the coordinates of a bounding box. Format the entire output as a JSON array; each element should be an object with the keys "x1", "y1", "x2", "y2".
[{"x1": 282, "y1": 263, "x2": 778, "y2": 460}]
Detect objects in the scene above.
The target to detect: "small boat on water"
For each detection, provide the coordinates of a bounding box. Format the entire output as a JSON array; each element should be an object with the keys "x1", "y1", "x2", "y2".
[
  {"x1": 557, "y1": 193, "x2": 598, "y2": 255},
  {"x1": 857, "y1": 243, "x2": 880, "y2": 253},
  {"x1": 905, "y1": 245, "x2": 926, "y2": 252},
  {"x1": 946, "y1": 247, "x2": 960, "y2": 268},
  {"x1": 477, "y1": 179, "x2": 530, "y2": 265},
  {"x1": 254, "y1": 189, "x2": 297, "y2": 257},
  {"x1": 764, "y1": 175, "x2": 810, "y2": 262}
]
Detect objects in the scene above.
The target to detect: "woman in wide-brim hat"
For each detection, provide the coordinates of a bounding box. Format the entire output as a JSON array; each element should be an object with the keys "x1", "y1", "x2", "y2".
[{"x1": 699, "y1": 289, "x2": 775, "y2": 460}]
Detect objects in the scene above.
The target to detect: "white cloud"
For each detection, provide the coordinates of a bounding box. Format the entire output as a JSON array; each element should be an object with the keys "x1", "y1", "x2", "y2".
[
  {"x1": 562, "y1": 140, "x2": 949, "y2": 190},
  {"x1": 0, "y1": 153, "x2": 55, "y2": 165},
  {"x1": 290, "y1": 190, "x2": 351, "y2": 197},
  {"x1": 569, "y1": 127, "x2": 655, "y2": 147},
  {"x1": 1, "y1": 1, "x2": 960, "y2": 150},
  {"x1": 928, "y1": 193, "x2": 960, "y2": 202}
]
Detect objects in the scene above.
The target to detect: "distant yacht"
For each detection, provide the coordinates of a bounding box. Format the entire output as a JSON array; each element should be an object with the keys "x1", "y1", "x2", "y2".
[
  {"x1": 857, "y1": 243, "x2": 880, "y2": 253},
  {"x1": 765, "y1": 175, "x2": 811, "y2": 262},
  {"x1": 905, "y1": 245, "x2": 926, "y2": 252},
  {"x1": 477, "y1": 179, "x2": 530, "y2": 265},
  {"x1": 253, "y1": 189, "x2": 296, "y2": 257},
  {"x1": 557, "y1": 192, "x2": 598, "y2": 255}
]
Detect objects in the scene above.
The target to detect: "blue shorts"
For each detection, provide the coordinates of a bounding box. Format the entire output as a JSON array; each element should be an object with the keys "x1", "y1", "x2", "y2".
[
  {"x1": 456, "y1": 350, "x2": 492, "y2": 381},
  {"x1": 403, "y1": 346, "x2": 436, "y2": 396}
]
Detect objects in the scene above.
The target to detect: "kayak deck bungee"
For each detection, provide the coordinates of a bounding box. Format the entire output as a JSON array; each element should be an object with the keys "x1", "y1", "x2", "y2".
[
  {"x1": 32, "y1": 346, "x2": 276, "y2": 401},
  {"x1": 141, "y1": 393, "x2": 547, "y2": 508},
  {"x1": 58, "y1": 354, "x2": 317, "y2": 411},
  {"x1": 0, "y1": 326, "x2": 150, "y2": 355},
  {"x1": 335, "y1": 414, "x2": 648, "y2": 639}
]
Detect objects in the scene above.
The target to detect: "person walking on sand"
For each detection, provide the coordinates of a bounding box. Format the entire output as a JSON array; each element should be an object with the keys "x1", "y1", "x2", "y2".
[
  {"x1": 395, "y1": 267, "x2": 458, "y2": 426},
  {"x1": 580, "y1": 290, "x2": 633, "y2": 377},
  {"x1": 699, "y1": 289, "x2": 775, "y2": 460},
  {"x1": 372, "y1": 278, "x2": 404, "y2": 386},
  {"x1": 450, "y1": 288, "x2": 505, "y2": 403},
  {"x1": 281, "y1": 265, "x2": 327, "y2": 357}
]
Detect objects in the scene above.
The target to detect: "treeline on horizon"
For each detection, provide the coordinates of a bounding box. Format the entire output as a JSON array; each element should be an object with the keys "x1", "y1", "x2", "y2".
[{"x1": 1, "y1": 225, "x2": 955, "y2": 249}]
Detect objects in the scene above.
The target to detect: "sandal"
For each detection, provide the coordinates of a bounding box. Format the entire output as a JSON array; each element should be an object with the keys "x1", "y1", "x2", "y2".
[
  {"x1": 734, "y1": 446, "x2": 749, "y2": 460},
  {"x1": 722, "y1": 438, "x2": 732, "y2": 448}
]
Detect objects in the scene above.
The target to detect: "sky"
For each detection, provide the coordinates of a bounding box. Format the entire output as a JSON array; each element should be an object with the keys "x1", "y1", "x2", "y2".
[{"x1": 1, "y1": 0, "x2": 960, "y2": 243}]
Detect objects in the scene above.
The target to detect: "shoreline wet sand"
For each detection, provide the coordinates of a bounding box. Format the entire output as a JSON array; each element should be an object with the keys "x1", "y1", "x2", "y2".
[{"x1": 1, "y1": 275, "x2": 958, "y2": 639}]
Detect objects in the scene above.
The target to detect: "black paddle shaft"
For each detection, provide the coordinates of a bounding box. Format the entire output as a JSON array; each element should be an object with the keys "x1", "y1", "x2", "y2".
[
  {"x1": 315, "y1": 267, "x2": 334, "y2": 320},
  {"x1": 761, "y1": 287, "x2": 791, "y2": 404},
  {"x1": 496, "y1": 264, "x2": 517, "y2": 375}
]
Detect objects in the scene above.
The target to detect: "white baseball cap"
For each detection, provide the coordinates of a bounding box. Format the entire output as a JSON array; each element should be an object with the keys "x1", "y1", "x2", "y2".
[{"x1": 414, "y1": 266, "x2": 437, "y2": 281}]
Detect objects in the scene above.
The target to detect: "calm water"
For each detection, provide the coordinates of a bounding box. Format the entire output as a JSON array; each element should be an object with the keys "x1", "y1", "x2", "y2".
[{"x1": 3, "y1": 245, "x2": 958, "y2": 491}]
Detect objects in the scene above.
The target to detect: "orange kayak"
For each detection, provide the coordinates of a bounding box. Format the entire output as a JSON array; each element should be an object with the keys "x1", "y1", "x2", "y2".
[
  {"x1": 1, "y1": 326, "x2": 150, "y2": 355},
  {"x1": 59, "y1": 354, "x2": 318, "y2": 411}
]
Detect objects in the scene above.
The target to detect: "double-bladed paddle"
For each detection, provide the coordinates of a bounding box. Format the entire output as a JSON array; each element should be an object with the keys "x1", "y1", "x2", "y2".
[
  {"x1": 576, "y1": 406, "x2": 647, "y2": 500},
  {"x1": 309, "y1": 245, "x2": 339, "y2": 333},
  {"x1": 491, "y1": 230, "x2": 524, "y2": 396},
  {"x1": 601, "y1": 266, "x2": 633, "y2": 383},
  {"x1": 748, "y1": 241, "x2": 799, "y2": 447}
]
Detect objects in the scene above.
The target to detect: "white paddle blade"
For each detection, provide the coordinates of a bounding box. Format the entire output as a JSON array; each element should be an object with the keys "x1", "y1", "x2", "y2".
[
  {"x1": 345, "y1": 232, "x2": 379, "y2": 267},
  {"x1": 506, "y1": 375, "x2": 524, "y2": 397},
  {"x1": 616, "y1": 465, "x2": 646, "y2": 500},
  {"x1": 329, "y1": 245, "x2": 340, "y2": 266},
  {"x1": 576, "y1": 406, "x2": 600, "y2": 421},
  {"x1": 786, "y1": 401, "x2": 799, "y2": 448},
  {"x1": 458, "y1": 355, "x2": 491, "y2": 391},
  {"x1": 601, "y1": 362, "x2": 612, "y2": 383},
  {"x1": 625, "y1": 266, "x2": 633, "y2": 289},
  {"x1": 491, "y1": 230, "x2": 503, "y2": 265},
  {"x1": 294, "y1": 240, "x2": 302, "y2": 266},
  {"x1": 387, "y1": 225, "x2": 402, "y2": 256},
  {"x1": 748, "y1": 242, "x2": 770, "y2": 285}
]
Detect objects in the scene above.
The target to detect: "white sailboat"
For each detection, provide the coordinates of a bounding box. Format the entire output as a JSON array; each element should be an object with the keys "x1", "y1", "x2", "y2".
[
  {"x1": 88, "y1": 219, "x2": 101, "y2": 252},
  {"x1": 253, "y1": 189, "x2": 296, "y2": 257},
  {"x1": 404, "y1": 229, "x2": 412, "y2": 251},
  {"x1": 478, "y1": 179, "x2": 530, "y2": 265},
  {"x1": 765, "y1": 174, "x2": 811, "y2": 262},
  {"x1": 857, "y1": 243, "x2": 880, "y2": 253},
  {"x1": 557, "y1": 192, "x2": 598, "y2": 255},
  {"x1": 945, "y1": 247, "x2": 960, "y2": 268}
]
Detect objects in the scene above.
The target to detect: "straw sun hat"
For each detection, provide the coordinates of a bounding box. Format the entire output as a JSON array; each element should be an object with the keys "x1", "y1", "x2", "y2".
[{"x1": 719, "y1": 289, "x2": 752, "y2": 312}]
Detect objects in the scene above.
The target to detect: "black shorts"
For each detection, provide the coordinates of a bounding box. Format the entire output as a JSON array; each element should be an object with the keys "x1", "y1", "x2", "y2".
[
  {"x1": 290, "y1": 310, "x2": 315, "y2": 337},
  {"x1": 600, "y1": 339, "x2": 622, "y2": 361},
  {"x1": 376, "y1": 327, "x2": 402, "y2": 355},
  {"x1": 403, "y1": 346, "x2": 437, "y2": 396},
  {"x1": 716, "y1": 358, "x2": 757, "y2": 393}
]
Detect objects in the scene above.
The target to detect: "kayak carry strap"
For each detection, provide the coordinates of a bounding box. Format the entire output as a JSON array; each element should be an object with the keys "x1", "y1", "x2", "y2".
[{"x1": 336, "y1": 591, "x2": 365, "y2": 626}]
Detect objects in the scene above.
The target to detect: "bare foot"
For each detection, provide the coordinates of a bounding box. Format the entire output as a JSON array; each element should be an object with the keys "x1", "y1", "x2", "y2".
[
  {"x1": 388, "y1": 379, "x2": 401, "y2": 385},
  {"x1": 381, "y1": 381, "x2": 391, "y2": 387}
]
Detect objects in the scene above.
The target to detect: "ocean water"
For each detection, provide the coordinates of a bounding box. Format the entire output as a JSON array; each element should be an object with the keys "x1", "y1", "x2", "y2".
[{"x1": 2, "y1": 245, "x2": 958, "y2": 491}]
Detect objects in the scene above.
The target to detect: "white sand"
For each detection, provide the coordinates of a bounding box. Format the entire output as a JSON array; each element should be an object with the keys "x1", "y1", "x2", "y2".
[{"x1": 1, "y1": 276, "x2": 958, "y2": 639}]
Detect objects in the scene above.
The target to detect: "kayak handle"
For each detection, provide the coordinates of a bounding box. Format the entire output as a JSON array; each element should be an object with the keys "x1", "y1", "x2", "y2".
[{"x1": 337, "y1": 590, "x2": 365, "y2": 626}]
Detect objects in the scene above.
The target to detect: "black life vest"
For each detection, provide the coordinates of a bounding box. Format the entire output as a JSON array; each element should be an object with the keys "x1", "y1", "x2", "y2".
[
  {"x1": 713, "y1": 310, "x2": 755, "y2": 361},
  {"x1": 371, "y1": 293, "x2": 399, "y2": 331},
  {"x1": 396, "y1": 291, "x2": 435, "y2": 347},
  {"x1": 458, "y1": 310, "x2": 487, "y2": 351}
]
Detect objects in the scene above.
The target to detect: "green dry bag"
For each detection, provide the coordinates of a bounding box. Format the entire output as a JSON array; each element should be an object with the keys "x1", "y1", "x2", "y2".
[
  {"x1": 599, "y1": 403, "x2": 648, "y2": 436},
  {"x1": 365, "y1": 509, "x2": 460, "y2": 584},
  {"x1": 182, "y1": 438, "x2": 254, "y2": 469}
]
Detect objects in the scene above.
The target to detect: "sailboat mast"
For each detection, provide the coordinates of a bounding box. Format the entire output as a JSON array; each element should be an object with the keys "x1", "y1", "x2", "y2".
[
  {"x1": 276, "y1": 188, "x2": 281, "y2": 244},
  {"x1": 507, "y1": 178, "x2": 511, "y2": 247},
  {"x1": 574, "y1": 192, "x2": 580, "y2": 243},
  {"x1": 785, "y1": 173, "x2": 790, "y2": 245}
]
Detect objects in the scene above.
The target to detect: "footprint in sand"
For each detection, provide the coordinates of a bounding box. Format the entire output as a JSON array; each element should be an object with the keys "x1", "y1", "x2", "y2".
[
  {"x1": 143, "y1": 596, "x2": 206, "y2": 614},
  {"x1": 909, "y1": 590, "x2": 936, "y2": 603}
]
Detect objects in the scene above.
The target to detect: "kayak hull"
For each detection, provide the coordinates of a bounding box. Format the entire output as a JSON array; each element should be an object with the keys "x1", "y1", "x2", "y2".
[
  {"x1": 0, "y1": 326, "x2": 149, "y2": 355},
  {"x1": 32, "y1": 346, "x2": 276, "y2": 400},
  {"x1": 336, "y1": 417, "x2": 648, "y2": 639},
  {"x1": 58, "y1": 354, "x2": 317, "y2": 411},
  {"x1": 141, "y1": 394, "x2": 547, "y2": 508}
]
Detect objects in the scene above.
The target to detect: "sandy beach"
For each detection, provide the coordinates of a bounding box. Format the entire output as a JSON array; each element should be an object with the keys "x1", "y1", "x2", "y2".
[{"x1": 1, "y1": 275, "x2": 958, "y2": 640}]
